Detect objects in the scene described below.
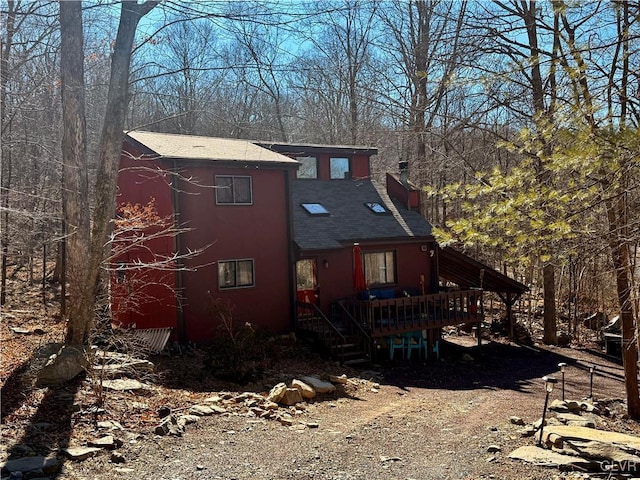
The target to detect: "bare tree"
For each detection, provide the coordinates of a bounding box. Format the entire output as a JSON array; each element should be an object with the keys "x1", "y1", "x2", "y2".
[{"x1": 61, "y1": 0, "x2": 158, "y2": 346}]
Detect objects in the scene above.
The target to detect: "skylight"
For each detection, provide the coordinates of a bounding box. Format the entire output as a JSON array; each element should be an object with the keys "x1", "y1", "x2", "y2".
[
  {"x1": 365, "y1": 202, "x2": 387, "y2": 214},
  {"x1": 301, "y1": 203, "x2": 329, "y2": 215}
]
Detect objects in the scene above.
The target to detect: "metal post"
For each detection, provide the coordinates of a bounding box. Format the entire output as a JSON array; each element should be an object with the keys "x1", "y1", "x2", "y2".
[
  {"x1": 538, "y1": 376, "x2": 557, "y2": 447},
  {"x1": 558, "y1": 363, "x2": 566, "y2": 402}
]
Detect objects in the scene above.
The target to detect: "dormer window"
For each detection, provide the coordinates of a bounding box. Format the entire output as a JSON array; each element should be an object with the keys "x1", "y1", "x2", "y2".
[
  {"x1": 330, "y1": 157, "x2": 350, "y2": 179},
  {"x1": 297, "y1": 156, "x2": 317, "y2": 179},
  {"x1": 301, "y1": 203, "x2": 329, "y2": 215}
]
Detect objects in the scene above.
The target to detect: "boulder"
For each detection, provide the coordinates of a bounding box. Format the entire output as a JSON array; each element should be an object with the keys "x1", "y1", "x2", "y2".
[
  {"x1": 35, "y1": 345, "x2": 89, "y2": 387},
  {"x1": 280, "y1": 388, "x2": 303, "y2": 406},
  {"x1": 299, "y1": 376, "x2": 336, "y2": 394},
  {"x1": 267, "y1": 383, "x2": 287, "y2": 403},
  {"x1": 0, "y1": 456, "x2": 59, "y2": 475},
  {"x1": 291, "y1": 379, "x2": 316, "y2": 400}
]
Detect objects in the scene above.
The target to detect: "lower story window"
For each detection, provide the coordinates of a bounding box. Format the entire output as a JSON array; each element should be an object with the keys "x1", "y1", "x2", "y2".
[
  {"x1": 218, "y1": 259, "x2": 255, "y2": 289},
  {"x1": 364, "y1": 251, "x2": 396, "y2": 286}
]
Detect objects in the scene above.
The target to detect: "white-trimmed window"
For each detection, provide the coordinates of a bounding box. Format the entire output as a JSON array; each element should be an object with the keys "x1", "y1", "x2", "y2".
[
  {"x1": 297, "y1": 156, "x2": 318, "y2": 179},
  {"x1": 215, "y1": 175, "x2": 252, "y2": 205},
  {"x1": 218, "y1": 259, "x2": 255, "y2": 289},
  {"x1": 364, "y1": 251, "x2": 396, "y2": 286}
]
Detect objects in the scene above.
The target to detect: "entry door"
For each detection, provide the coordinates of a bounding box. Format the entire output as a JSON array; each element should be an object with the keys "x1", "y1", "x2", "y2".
[{"x1": 296, "y1": 259, "x2": 318, "y2": 305}]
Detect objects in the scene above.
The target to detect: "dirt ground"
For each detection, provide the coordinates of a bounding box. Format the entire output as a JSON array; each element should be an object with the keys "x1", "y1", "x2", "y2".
[{"x1": 1, "y1": 277, "x2": 639, "y2": 480}]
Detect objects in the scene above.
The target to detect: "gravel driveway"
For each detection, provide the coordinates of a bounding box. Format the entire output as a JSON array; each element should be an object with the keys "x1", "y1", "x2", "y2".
[{"x1": 56, "y1": 338, "x2": 634, "y2": 480}]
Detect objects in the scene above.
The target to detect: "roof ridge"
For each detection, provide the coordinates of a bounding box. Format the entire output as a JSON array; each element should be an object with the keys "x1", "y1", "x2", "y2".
[{"x1": 371, "y1": 180, "x2": 415, "y2": 237}]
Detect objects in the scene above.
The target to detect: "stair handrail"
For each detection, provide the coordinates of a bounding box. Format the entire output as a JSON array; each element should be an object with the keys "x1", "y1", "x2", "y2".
[
  {"x1": 296, "y1": 301, "x2": 347, "y2": 362},
  {"x1": 335, "y1": 300, "x2": 371, "y2": 360}
]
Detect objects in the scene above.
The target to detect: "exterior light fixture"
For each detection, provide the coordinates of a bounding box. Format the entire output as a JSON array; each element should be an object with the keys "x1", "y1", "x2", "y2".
[
  {"x1": 538, "y1": 376, "x2": 558, "y2": 447},
  {"x1": 558, "y1": 363, "x2": 567, "y2": 401},
  {"x1": 323, "y1": 259, "x2": 329, "y2": 269}
]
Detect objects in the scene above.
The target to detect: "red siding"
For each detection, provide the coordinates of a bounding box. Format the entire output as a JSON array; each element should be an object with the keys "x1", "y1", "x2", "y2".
[
  {"x1": 177, "y1": 165, "x2": 292, "y2": 342},
  {"x1": 386, "y1": 173, "x2": 420, "y2": 210},
  {"x1": 306, "y1": 241, "x2": 436, "y2": 314},
  {"x1": 112, "y1": 147, "x2": 177, "y2": 334}
]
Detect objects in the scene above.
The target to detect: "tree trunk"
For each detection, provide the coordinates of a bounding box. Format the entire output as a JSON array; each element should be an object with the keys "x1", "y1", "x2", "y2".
[
  {"x1": 542, "y1": 263, "x2": 557, "y2": 345},
  {"x1": 60, "y1": 1, "x2": 92, "y2": 345},
  {"x1": 606, "y1": 191, "x2": 640, "y2": 419},
  {"x1": 60, "y1": 1, "x2": 157, "y2": 346}
]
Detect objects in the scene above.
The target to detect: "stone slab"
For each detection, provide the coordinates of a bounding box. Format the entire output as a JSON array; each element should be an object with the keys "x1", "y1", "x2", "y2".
[
  {"x1": 508, "y1": 445, "x2": 597, "y2": 469},
  {"x1": 543, "y1": 425, "x2": 640, "y2": 452},
  {"x1": 1, "y1": 456, "x2": 59, "y2": 474},
  {"x1": 299, "y1": 376, "x2": 336, "y2": 394}
]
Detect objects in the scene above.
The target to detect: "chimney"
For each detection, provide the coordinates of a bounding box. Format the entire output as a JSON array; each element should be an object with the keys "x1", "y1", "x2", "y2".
[{"x1": 399, "y1": 161, "x2": 409, "y2": 186}]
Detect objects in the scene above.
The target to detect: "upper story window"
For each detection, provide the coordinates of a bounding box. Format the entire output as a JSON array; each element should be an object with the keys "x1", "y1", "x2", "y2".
[
  {"x1": 364, "y1": 251, "x2": 396, "y2": 286},
  {"x1": 218, "y1": 259, "x2": 255, "y2": 289},
  {"x1": 297, "y1": 156, "x2": 317, "y2": 179},
  {"x1": 330, "y1": 157, "x2": 350, "y2": 179},
  {"x1": 215, "y1": 175, "x2": 252, "y2": 205}
]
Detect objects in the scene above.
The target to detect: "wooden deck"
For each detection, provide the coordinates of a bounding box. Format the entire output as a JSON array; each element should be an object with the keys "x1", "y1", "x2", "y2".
[{"x1": 342, "y1": 289, "x2": 483, "y2": 337}]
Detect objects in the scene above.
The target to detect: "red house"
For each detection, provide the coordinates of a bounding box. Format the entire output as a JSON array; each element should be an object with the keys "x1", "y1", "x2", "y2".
[{"x1": 113, "y1": 131, "x2": 527, "y2": 362}]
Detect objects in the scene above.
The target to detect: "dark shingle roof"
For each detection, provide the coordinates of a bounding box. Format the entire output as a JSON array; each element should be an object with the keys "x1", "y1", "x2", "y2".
[{"x1": 292, "y1": 179, "x2": 433, "y2": 251}]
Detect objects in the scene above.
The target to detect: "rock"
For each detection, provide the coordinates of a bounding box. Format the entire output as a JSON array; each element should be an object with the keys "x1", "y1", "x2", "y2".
[
  {"x1": 267, "y1": 383, "x2": 287, "y2": 403},
  {"x1": 35, "y1": 345, "x2": 89, "y2": 387},
  {"x1": 566, "y1": 400, "x2": 582, "y2": 412},
  {"x1": 63, "y1": 447, "x2": 101, "y2": 461},
  {"x1": 533, "y1": 418, "x2": 547, "y2": 430},
  {"x1": 110, "y1": 452, "x2": 126, "y2": 464},
  {"x1": 306, "y1": 422, "x2": 319, "y2": 429},
  {"x1": 542, "y1": 425, "x2": 640, "y2": 453},
  {"x1": 88, "y1": 435, "x2": 122, "y2": 449},
  {"x1": 379, "y1": 456, "x2": 402, "y2": 463},
  {"x1": 556, "y1": 413, "x2": 596, "y2": 428},
  {"x1": 280, "y1": 388, "x2": 303, "y2": 406},
  {"x1": 209, "y1": 404, "x2": 227, "y2": 414},
  {"x1": 508, "y1": 446, "x2": 598, "y2": 469},
  {"x1": 549, "y1": 399, "x2": 569, "y2": 412},
  {"x1": 92, "y1": 357, "x2": 155, "y2": 379},
  {"x1": 263, "y1": 401, "x2": 279, "y2": 410},
  {"x1": 204, "y1": 395, "x2": 222, "y2": 404},
  {"x1": 487, "y1": 445, "x2": 501, "y2": 453},
  {"x1": 157, "y1": 406, "x2": 171, "y2": 418},
  {"x1": 154, "y1": 415, "x2": 185, "y2": 436},
  {"x1": 279, "y1": 416, "x2": 294, "y2": 426},
  {"x1": 518, "y1": 426, "x2": 536, "y2": 437},
  {"x1": 97, "y1": 420, "x2": 123, "y2": 431},
  {"x1": 189, "y1": 405, "x2": 215, "y2": 416},
  {"x1": 461, "y1": 353, "x2": 474, "y2": 362},
  {"x1": 509, "y1": 416, "x2": 525, "y2": 426},
  {"x1": 179, "y1": 415, "x2": 200, "y2": 425},
  {"x1": 486, "y1": 456, "x2": 496, "y2": 463},
  {"x1": 300, "y1": 376, "x2": 336, "y2": 394},
  {"x1": 10, "y1": 327, "x2": 31, "y2": 334},
  {"x1": 0, "y1": 457, "x2": 59, "y2": 475},
  {"x1": 329, "y1": 374, "x2": 349, "y2": 384},
  {"x1": 100, "y1": 379, "x2": 148, "y2": 392},
  {"x1": 291, "y1": 379, "x2": 316, "y2": 400}
]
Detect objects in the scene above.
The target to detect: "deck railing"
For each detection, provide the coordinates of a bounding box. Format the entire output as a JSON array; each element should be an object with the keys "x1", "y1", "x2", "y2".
[{"x1": 343, "y1": 289, "x2": 483, "y2": 337}]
